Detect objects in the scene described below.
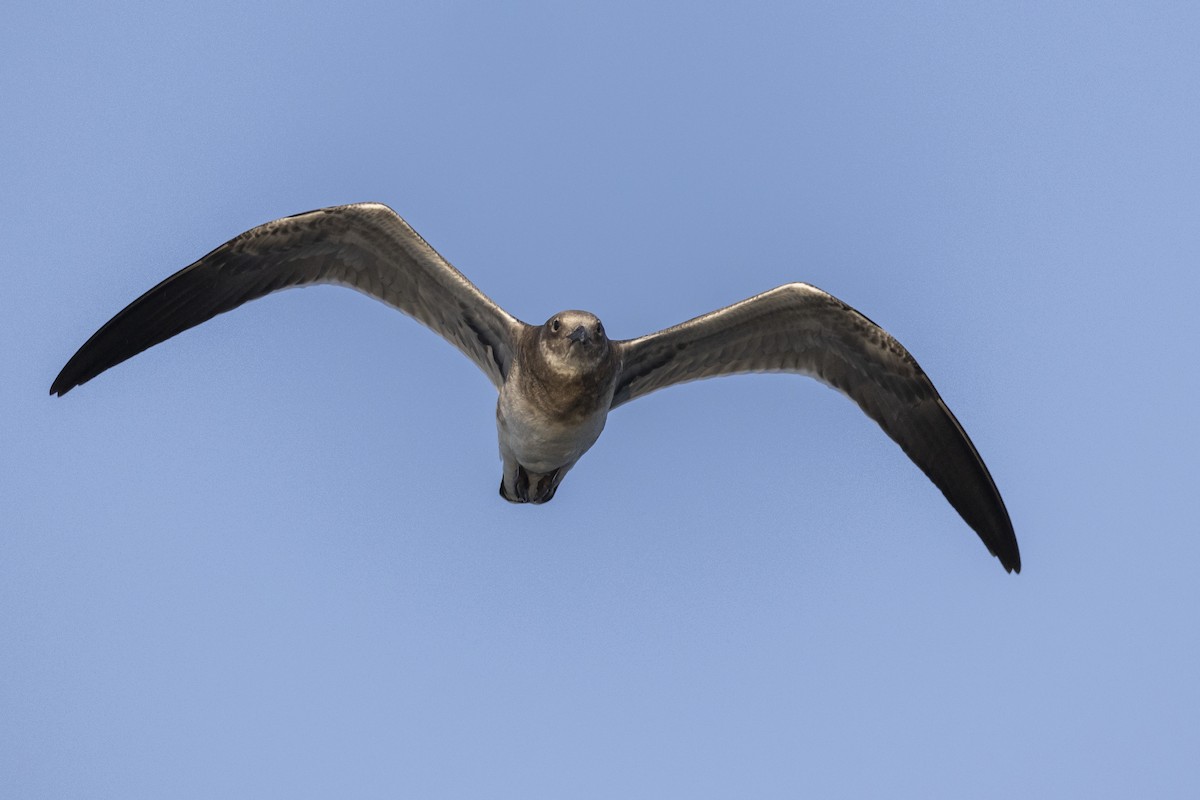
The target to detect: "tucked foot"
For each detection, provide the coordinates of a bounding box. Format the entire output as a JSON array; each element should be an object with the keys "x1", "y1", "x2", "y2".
[
  {"x1": 499, "y1": 477, "x2": 522, "y2": 503},
  {"x1": 528, "y1": 469, "x2": 562, "y2": 505},
  {"x1": 499, "y1": 466, "x2": 532, "y2": 503},
  {"x1": 499, "y1": 465, "x2": 563, "y2": 504}
]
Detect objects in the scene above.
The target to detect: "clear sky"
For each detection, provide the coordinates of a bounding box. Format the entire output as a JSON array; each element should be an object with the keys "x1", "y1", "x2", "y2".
[{"x1": 3, "y1": 2, "x2": 1198, "y2": 797}]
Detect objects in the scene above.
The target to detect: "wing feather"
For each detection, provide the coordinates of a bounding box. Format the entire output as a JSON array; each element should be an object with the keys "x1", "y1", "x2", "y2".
[
  {"x1": 51, "y1": 203, "x2": 525, "y2": 395},
  {"x1": 613, "y1": 283, "x2": 1020, "y2": 573}
]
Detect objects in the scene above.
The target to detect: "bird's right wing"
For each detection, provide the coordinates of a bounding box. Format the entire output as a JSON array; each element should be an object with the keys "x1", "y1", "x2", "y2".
[
  {"x1": 612, "y1": 283, "x2": 1019, "y2": 573},
  {"x1": 51, "y1": 203, "x2": 526, "y2": 395}
]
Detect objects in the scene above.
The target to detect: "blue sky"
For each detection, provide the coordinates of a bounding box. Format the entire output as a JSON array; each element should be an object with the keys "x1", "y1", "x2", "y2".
[{"x1": 3, "y1": 2, "x2": 1198, "y2": 797}]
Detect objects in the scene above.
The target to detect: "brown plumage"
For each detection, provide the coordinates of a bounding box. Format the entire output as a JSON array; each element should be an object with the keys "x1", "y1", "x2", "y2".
[{"x1": 51, "y1": 203, "x2": 1020, "y2": 572}]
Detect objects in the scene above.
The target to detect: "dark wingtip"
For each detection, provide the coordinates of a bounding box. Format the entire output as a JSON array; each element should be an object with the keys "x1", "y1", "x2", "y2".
[
  {"x1": 49, "y1": 374, "x2": 72, "y2": 397},
  {"x1": 1003, "y1": 546, "x2": 1021, "y2": 575},
  {"x1": 987, "y1": 526, "x2": 1021, "y2": 574},
  {"x1": 50, "y1": 360, "x2": 86, "y2": 397},
  {"x1": 995, "y1": 516, "x2": 1021, "y2": 574}
]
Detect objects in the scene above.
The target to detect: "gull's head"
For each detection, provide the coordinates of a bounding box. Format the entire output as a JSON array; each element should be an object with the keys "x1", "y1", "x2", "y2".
[{"x1": 538, "y1": 310, "x2": 611, "y2": 373}]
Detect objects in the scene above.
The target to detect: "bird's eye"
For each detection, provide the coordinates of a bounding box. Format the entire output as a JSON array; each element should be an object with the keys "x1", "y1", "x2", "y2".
[
  {"x1": 595, "y1": 323, "x2": 604, "y2": 337},
  {"x1": 551, "y1": 319, "x2": 561, "y2": 333}
]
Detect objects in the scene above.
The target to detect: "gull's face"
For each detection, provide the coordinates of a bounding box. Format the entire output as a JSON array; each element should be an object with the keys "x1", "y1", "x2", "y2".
[{"x1": 539, "y1": 310, "x2": 610, "y2": 371}]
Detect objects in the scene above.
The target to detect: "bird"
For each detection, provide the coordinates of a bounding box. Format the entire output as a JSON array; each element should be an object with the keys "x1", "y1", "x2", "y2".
[{"x1": 51, "y1": 202, "x2": 1020, "y2": 573}]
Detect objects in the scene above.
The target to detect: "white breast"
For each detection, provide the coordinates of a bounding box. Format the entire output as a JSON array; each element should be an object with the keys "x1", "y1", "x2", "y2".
[{"x1": 496, "y1": 380, "x2": 610, "y2": 473}]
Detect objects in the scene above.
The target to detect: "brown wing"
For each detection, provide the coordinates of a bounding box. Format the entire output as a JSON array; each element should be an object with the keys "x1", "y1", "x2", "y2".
[
  {"x1": 51, "y1": 203, "x2": 525, "y2": 395},
  {"x1": 613, "y1": 283, "x2": 1019, "y2": 573}
]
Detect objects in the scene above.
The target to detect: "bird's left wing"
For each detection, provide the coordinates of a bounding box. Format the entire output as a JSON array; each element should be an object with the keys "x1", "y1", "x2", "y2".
[
  {"x1": 51, "y1": 203, "x2": 525, "y2": 395},
  {"x1": 612, "y1": 283, "x2": 1019, "y2": 573}
]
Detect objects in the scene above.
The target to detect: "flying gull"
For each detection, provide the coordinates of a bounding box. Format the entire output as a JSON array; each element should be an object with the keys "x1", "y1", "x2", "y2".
[{"x1": 51, "y1": 203, "x2": 1020, "y2": 573}]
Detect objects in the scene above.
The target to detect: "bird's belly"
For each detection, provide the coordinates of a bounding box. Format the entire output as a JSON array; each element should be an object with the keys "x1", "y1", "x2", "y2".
[{"x1": 496, "y1": 392, "x2": 607, "y2": 473}]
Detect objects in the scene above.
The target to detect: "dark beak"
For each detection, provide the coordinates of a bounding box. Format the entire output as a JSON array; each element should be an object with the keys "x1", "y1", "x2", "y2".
[{"x1": 567, "y1": 325, "x2": 589, "y2": 345}]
